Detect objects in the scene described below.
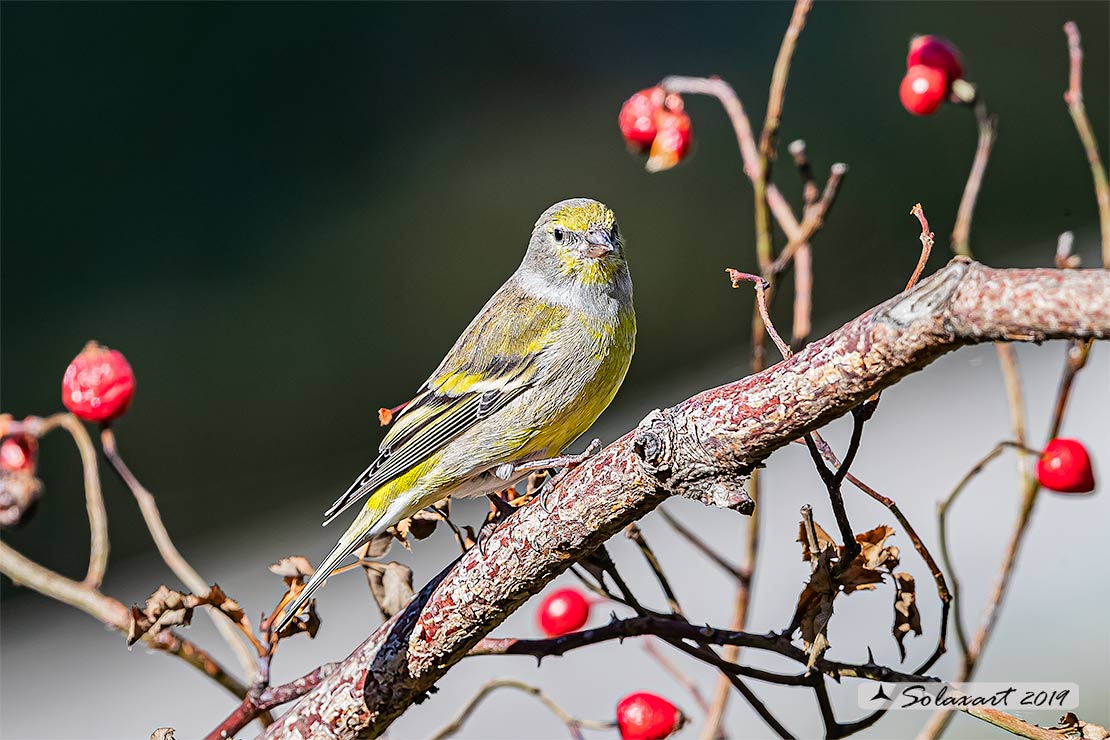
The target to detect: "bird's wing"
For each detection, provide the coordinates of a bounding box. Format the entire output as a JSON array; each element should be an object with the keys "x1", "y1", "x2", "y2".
[{"x1": 323, "y1": 282, "x2": 569, "y2": 524}]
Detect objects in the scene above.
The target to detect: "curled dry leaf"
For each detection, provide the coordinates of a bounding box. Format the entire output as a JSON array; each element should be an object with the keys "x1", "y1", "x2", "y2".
[
  {"x1": 792, "y1": 519, "x2": 916, "y2": 666},
  {"x1": 892, "y1": 572, "x2": 922, "y2": 662},
  {"x1": 793, "y1": 548, "x2": 837, "y2": 669},
  {"x1": 127, "y1": 584, "x2": 248, "y2": 647},
  {"x1": 276, "y1": 600, "x2": 321, "y2": 640},
  {"x1": 150, "y1": 729, "x2": 176, "y2": 740},
  {"x1": 269, "y1": 556, "x2": 315, "y2": 582},
  {"x1": 388, "y1": 499, "x2": 449, "y2": 549},
  {"x1": 367, "y1": 561, "x2": 415, "y2": 619}
]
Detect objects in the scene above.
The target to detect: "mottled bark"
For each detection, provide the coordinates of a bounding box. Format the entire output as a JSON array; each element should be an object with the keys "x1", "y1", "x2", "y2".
[{"x1": 262, "y1": 260, "x2": 1110, "y2": 739}]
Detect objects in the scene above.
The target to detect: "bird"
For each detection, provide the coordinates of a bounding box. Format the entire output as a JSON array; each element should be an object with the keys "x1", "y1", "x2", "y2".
[{"x1": 275, "y1": 197, "x2": 635, "y2": 631}]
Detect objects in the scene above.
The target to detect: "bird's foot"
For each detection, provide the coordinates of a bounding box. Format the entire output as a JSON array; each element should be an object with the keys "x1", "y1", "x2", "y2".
[
  {"x1": 495, "y1": 439, "x2": 603, "y2": 481},
  {"x1": 538, "y1": 439, "x2": 603, "y2": 512}
]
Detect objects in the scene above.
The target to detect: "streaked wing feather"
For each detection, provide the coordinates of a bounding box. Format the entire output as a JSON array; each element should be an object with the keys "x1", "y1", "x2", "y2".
[{"x1": 322, "y1": 283, "x2": 567, "y2": 523}]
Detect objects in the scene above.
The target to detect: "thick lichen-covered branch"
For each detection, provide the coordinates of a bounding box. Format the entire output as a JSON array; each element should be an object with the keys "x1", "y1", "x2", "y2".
[{"x1": 262, "y1": 260, "x2": 1110, "y2": 739}]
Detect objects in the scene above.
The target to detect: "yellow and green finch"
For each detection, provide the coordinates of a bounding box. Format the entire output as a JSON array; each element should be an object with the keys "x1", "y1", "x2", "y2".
[{"x1": 276, "y1": 198, "x2": 635, "y2": 630}]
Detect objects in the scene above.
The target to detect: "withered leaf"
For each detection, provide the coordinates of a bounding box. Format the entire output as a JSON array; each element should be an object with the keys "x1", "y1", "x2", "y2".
[
  {"x1": 150, "y1": 729, "x2": 176, "y2": 740},
  {"x1": 275, "y1": 600, "x2": 321, "y2": 641},
  {"x1": 792, "y1": 548, "x2": 837, "y2": 668},
  {"x1": 797, "y1": 520, "x2": 836, "y2": 561},
  {"x1": 127, "y1": 583, "x2": 250, "y2": 646},
  {"x1": 892, "y1": 572, "x2": 922, "y2": 662},
  {"x1": 367, "y1": 561, "x2": 414, "y2": 619},
  {"x1": 364, "y1": 532, "x2": 394, "y2": 559},
  {"x1": 269, "y1": 556, "x2": 315, "y2": 580}
]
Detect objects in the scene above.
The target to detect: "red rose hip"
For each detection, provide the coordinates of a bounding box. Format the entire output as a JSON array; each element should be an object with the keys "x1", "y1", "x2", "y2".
[
  {"x1": 907, "y1": 35, "x2": 964, "y2": 84},
  {"x1": 645, "y1": 110, "x2": 693, "y2": 172},
  {"x1": 619, "y1": 86, "x2": 667, "y2": 152},
  {"x1": 1036, "y1": 438, "x2": 1095, "y2": 493},
  {"x1": 536, "y1": 587, "x2": 591, "y2": 637},
  {"x1": 900, "y1": 65, "x2": 948, "y2": 116},
  {"x1": 61, "y1": 341, "x2": 136, "y2": 423},
  {"x1": 617, "y1": 692, "x2": 685, "y2": 740}
]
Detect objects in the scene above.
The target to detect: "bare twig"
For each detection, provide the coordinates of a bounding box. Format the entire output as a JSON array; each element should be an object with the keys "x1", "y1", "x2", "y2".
[
  {"x1": 626, "y1": 524, "x2": 684, "y2": 616},
  {"x1": 202, "y1": 663, "x2": 337, "y2": 740},
  {"x1": 907, "y1": 204, "x2": 936, "y2": 291},
  {"x1": 1063, "y1": 22, "x2": 1110, "y2": 261},
  {"x1": 99, "y1": 427, "x2": 261, "y2": 683},
  {"x1": 9, "y1": 414, "x2": 110, "y2": 588},
  {"x1": 657, "y1": 508, "x2": 749, "y2": 584},
  {"x1": 754, "y1": 0, "x2": 814, "y2": 274},
  {"x1": 951, "y1": 102, "x2": 998, "y2": 256},
  {"x1": 642, "y1": 638, "x2": 711, "y2": 714},
  {"x1": 769, "y1": 162, "x2": 849, "y2": 275},
  {"x1": 935, "y1": 440, "x2": 1031, "y2": 658},
  {"x1": 428, "y1": 679, "x2": 613, "y2": 740},
  {"x1": 726, "y1": 270, "x2": 792, "y2": 361}
]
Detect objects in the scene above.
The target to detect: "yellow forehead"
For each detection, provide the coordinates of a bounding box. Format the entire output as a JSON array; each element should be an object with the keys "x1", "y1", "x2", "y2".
[{"x1": 551, "y1": 202, "x2": 615, "y2": 232}]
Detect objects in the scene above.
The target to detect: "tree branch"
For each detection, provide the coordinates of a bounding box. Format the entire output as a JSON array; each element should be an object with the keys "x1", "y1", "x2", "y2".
[{"x1": 261, "y1": 261, "x2": 1110, "y2": 739}]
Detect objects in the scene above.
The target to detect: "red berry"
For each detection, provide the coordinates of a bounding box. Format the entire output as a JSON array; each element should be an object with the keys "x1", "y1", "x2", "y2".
[
  {"x1": 536, "y1": 588, "x2": 591, "y2": 637},
  {"x1": 617, "y1": 693, "x2": 685, "y2": 740},
  {"x1": 900, "y1": 65, "x2": 948, "y2": 116},
  {"x1": 645, "y1": 110, "x2": 693, "y2": 172},
  {"x1": 61, "y1": 341, "x2": 136, "y2": 423},
  {"x1": 619, "y1": 86, "x2": 667, "y2": 152},
  {"x1": 1036, "y1": 438, "x2": 1096, "y2": 494},
  {"x1": 907, "y1": 35, "x2": 964, "y2": 83},
  {"x1": 0, "y1": 435, "x2": 37, "y2": 474}
]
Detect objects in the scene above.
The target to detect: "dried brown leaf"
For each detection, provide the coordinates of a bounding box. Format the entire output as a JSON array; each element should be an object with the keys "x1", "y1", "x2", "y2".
[
  {"x1": 797, "y1": 520, "x2": 836, "y2": 561},
  {"x1": 269, "y1": 556, "x2": 315, "y2": 581},
  {"x1": 364, "y1": 532, "x2": 394, "y2": 559},
  {"x1": 892, "y1": 572, "x2": 922, "y2": 662},
  {"x1": 367, "y1": 561, "x2": 414, "y2": 619},
  {"x1": 275, "y1": 600, "x2": 321, "y2": 640},
  {"x1": 150, "y1": 729, "x2": 176, "y2": 740},
  {"x1": 792, "y1": 549, "x2": 836, "y2": 666},
  {"x1": 127, "y1": 583, "x2": 250, "y2": 646}
]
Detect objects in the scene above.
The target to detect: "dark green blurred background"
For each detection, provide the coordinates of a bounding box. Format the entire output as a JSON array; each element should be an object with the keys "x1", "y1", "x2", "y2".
[{"x1": 2, "y1": 1, "x2": 1107, "y2": 581}]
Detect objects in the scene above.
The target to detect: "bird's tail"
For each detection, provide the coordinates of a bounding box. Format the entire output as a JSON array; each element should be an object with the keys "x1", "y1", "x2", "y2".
[{"x1": 274, "y1": 500, "x2": 396, "y2": 633}]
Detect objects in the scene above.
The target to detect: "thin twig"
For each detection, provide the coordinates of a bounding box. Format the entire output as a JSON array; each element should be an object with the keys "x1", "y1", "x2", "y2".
[
  {"x1": 10, "y1": 414, "x2": 111, "y2": 588},
  {"x1": 726, "y1": 270, "x2": 792, "y2": 360},
  {"x1": 907, "y1": 204, "x2": 935, "y2": 291},
  {"x1": 200, "y1": 663, "x2": 340, "y2": 740},
  {"x1": 626, "y1": 523, "x2": 684, "y2": 616},
  {"x1": 770, "y1": 163, "x2": 849, "y2": 275},
  {"x1": 1063, "y1": 22, "x2": 1110, "y2": 262},
  {"x1": 428, "y1": 679, "x2": 612, "y2": 740},
  {"x1": 99, "y1": 427, "x2": 262, "y2": 683},
  {"x1": 951, "y1": 102, "x2": 997, "y2": 256},
  {"x1": 754, "y1": 0, "x2": 814, "y2": 274},
  {"x1": 935, "y1": 440, "x2": 1030, "y2": 658},
  {"x1": 642, "y1": 638, "x2": 710, "y2": 714},
  {"x1": 657, "y1": 509, "x2": 749, "y2": 584}
]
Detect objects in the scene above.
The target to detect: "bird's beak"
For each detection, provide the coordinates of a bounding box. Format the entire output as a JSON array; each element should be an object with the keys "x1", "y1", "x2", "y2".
[{"x1": 584, "y1": 230, "x2": 615, "y2": 259}]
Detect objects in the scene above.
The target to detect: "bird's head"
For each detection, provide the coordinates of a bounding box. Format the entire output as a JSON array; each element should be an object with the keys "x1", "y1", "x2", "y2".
[{"x1": 526, "y1": 198, "x2": 626, "y2": 287}]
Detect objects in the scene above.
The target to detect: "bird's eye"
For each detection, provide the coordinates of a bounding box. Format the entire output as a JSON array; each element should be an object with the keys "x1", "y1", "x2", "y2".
[
  {"x1": 553, "y1": 228, "x2": 565, "y2": 242},
  {"x1": 610, "y1": 224, "x2": 619, "y2": 242}
]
